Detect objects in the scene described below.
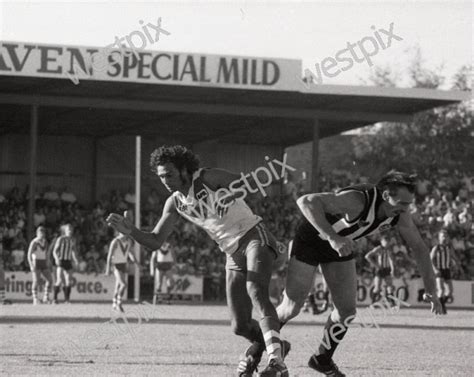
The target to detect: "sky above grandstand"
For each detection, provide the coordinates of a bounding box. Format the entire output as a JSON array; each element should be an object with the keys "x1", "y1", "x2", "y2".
[{"x1": 0, "y1": 0, "x2": 471, "y2": 88}]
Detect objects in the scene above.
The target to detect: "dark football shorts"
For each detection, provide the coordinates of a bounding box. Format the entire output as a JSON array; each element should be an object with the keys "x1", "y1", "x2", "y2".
[
  {"x1": 290, "y1": 231, "x2": 355, "y2": 267},
  {"x1": 435, "y1": 268, "x2": 451, "y2": 280},
  {"x1": 114, "y1": 263, "x2": 127, "y2": 273},
  {"x1": 226, "y1": 222, "x2": 284, "y2": 272},
  {"x1": 33, "y1": 259, "x2": 48, "y2": 271},
  {"x1": 376, "y1": 267, "x2": 391, "y2": 278},
  {"x1": 57, "y1": 260, "x2": 73, "y2": 271},
  {"x1": 157, "y1": 262, "x2": 173, "y2": 272}
]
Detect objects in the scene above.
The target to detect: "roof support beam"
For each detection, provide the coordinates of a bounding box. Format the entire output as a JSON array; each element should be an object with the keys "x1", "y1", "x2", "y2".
[{"x1": 0, "y1": 93, "x2": 414, "y2": 123}]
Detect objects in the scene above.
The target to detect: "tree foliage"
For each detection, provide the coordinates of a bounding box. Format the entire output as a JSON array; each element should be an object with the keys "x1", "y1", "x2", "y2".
[{"x1": 353, "y1": 49, "x2": 473, "y2": 176}]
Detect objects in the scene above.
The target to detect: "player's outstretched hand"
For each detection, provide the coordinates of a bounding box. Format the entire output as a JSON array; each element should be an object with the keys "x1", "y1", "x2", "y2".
[
  {"x1": 328, "y1": 235, "x2": 356, "y2": 257},
  {"x1": 106, "y1": 213, "x2": 133, "y2": 235},
  {"x1": 423, "y1": 293, "x2": 444, "y2": 315}
]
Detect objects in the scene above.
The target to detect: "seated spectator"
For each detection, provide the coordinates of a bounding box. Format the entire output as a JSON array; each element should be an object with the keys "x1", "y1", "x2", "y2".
[
  {"x1": 8, "y1": 186, "x2": 23, "y2": 204},
  {"x1": 43, "y1": 186, "x2": 59, "y2": 202},
  {"x1": 146, "y1": 189, "x2": 161, "y2": 211},
  {"x1": 60, "y1": 186, "x2": 77, "y2": 203},
  {"x1": 34, "y1": 206, "x2": 46, "y2": 227},
  {"x1": 458, "y1": 206, "x2": 472, "y2": 234},
  {"x1": 11, "y1": 245, "x2": 25, "y2": 270},
  {"x1": 77, "y1": 255, "x2": 87, "y2": 273},
  {"x1": 451, "y1": 232, "x2": 466, "y2": 254},
  {"x1": 124, "y1": 187, "x2": 136, "y2": 206}
]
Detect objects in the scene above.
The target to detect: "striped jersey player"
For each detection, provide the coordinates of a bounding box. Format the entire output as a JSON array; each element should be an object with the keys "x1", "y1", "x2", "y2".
[
  {"x1": 430, "y1": 229, "x2": 458, "y2": 314},
  {"x1": 52, "y1": 224, "x2": 78, "y2": 304},
  {"x1": 365, "y1": 235, "x2": 395, "y2": 305},
  {"x1": 276, "y1": 171, "x2": 442, "y2": 376}
]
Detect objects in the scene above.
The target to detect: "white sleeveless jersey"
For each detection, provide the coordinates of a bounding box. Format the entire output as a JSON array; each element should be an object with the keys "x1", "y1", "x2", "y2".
[
  {"x1": 157, "y1": 249, "x2": 174, "y2": 263},
  {"x1": 173, "y1": 169, "x2": 261, "y2": 255},
  {"x1": 111, "y1": 236, "x2": 133, "y2": 264},
  {"x1": 30, "y1": 237, "x2": 47, "y2": 260}
]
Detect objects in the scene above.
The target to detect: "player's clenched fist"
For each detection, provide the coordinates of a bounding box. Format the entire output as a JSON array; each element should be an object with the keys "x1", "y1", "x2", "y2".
[
  {"x1": 328, "y1": 235, "x2": 356, "y2": 257},
  {"x1": 106, "y1": 212, "x2": 133, "y2": 235}
]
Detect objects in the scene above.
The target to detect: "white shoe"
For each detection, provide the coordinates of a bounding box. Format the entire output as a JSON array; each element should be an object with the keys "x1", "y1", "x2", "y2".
[{"x1": 33, "y1": 298, "x2": 40, "y2": 305}]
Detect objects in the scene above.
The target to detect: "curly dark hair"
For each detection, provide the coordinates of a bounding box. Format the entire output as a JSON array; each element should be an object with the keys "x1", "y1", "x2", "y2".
[
  {"x1": 376, "y1": 170, "x2": 417, "y2": 195},
  {"x1": 150, "y1": 145, "x2": 200, "y2": 175}
]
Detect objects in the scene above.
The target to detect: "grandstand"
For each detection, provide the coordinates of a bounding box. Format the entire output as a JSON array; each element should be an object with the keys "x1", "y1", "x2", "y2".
[
  {"x1": 3, "y1": 0, "x2": 474, "y2": 375},
  {"x1": 0, "y1": 41, "x2": 470, "y2": 304}
]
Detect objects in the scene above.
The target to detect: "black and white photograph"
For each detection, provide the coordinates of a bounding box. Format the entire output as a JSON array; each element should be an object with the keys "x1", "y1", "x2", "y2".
[{"x1": 0, "y1": 1, "x2": 472, "y2": 376}]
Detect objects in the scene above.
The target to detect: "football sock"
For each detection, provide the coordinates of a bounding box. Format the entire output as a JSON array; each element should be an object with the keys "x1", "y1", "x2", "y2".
[
  {"x1": 260, "y1": 316, "x2": 282, "y2": 361},
  {"x1": 43, "y1": 283, "x2": 50, "y2": 301},
  {"x1": 316, "y1": 314, "x2": 349, "y2": 364},
  {"x1": 64, "y1": 286, "x2": 71, "y2": 301},
  {"x1": 32, "y1": 284, "x2": 38, "y2": 301},
  {"x1": 53, "y1": 285, "x2": 60, "y2": 300}
]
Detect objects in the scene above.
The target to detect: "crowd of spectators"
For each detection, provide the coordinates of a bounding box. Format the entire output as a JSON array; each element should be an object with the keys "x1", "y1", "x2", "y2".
[{"x1": 1, "y1": 167, "x2": 472, "y2": 300}]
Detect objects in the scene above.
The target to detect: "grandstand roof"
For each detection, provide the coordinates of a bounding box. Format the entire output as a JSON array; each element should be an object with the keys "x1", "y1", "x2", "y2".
[{"x1": 0, "y1": 76, "x2": 468, "y2": 146}]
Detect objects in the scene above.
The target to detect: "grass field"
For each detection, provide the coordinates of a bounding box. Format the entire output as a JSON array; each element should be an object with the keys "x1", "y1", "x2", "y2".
[{"x1": 1, "y1": 302, "x2": 473, "y2": 376}]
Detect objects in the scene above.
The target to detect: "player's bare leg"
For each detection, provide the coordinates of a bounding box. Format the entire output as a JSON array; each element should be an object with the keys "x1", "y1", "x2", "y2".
[
  {"x1": 63, "y1": 270, "x2": 73, "y2": 303},
  {"x1": 320, "y1": 277, "x2": 331, "y2": 313},
  {"x1": 114, "y1": 269, "x2": 127, "y2": 312},
  {"x1": 31, "y1": 270, "x2": 41, "y2": 305},
  {"x1": 307, "y1": 259, "x2": 356, "y2": 377},
  {"x1": 227, "y1": 269, "x2": 266, "y2": 376},
  {"x1": 53, "y1": 267, "x2": 64, "y2": 303},
  {"x1": 277, "y1": 257, "x2": 318, "y2": 323},
  {"x1": 384, "y1": 275, "x2": 395, "y2": 307},
  {"x1": 41, "y1": 270, "x2": 53, "y2": 303},
  {"x1": 443, "y1": 279, "x2": 453, "y2": 314},
  {"x1": 436, "y1": 277, "x2": 447, "y2": 314},
  {"x1": 156, "y1": 269, "x2": 163, "y2": 293},
  {"x1": 245, "y1": 244, "x2": 287, "y2": 376},
  {"x1": 372, "y1": 275, "x2": 382, "y2": 303},
  {"x1": 112, "y1": 272, "x2": 120, "y2": 310},
  {"x1": 0, "y1": 259, "x2": 11, "y2": 304},
  {"x1": 165, "y1": 270, "x2": 174, "y2": 303}
]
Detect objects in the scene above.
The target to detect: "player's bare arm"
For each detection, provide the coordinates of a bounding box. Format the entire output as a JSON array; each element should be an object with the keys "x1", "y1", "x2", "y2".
[
  {"x1": 296, "y1": 190, "x2": 365, "y2": 256},
  {"x1": 71, "y1": 242, "x2": 79, "y2": 266},
  {"x1": 150, "y1": 251, "x2": 156, "y2": 276},
  {"x1": 430, "y1": 246, "x2": 439, "y2": 274},
  {"x1": 365, "y1": 246, "x2": 381, "y2": 268},
  {"x1": 107, "y1": 196, "x2": 178, "y2": 250},
  {"x1": 397, "y1": 212, "x2": 442, "y2": 314},
  {"x1": 450, "y1": 247, "x2": 460, "y2": 268},
  {"x1": 45, "y1": 241, "x2": 51, "y2": 269},
  {"x1": 105, "y1": 239, "x2": 115, "y2": 275},
  {"x1": 128, "y1": 244, "x2": 139, "y2": 265},
  {"x1": 27, "y1": 241, "x2": 35, "y2": 271},
  {"x1": 389, "y1": 254, "x2": 395, "y2": 275},
  {"x1": 52, "y1": 239, "x2": 60, "y2": 264}
]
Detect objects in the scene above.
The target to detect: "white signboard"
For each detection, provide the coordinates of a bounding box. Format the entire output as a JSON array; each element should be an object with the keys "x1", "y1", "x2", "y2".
[
  {"x1": 4, "y1": 271, "x2": 117, "y2": 301},
  {"x1": 0, "y1": 41, "x2": 302, "y2": 91}
]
